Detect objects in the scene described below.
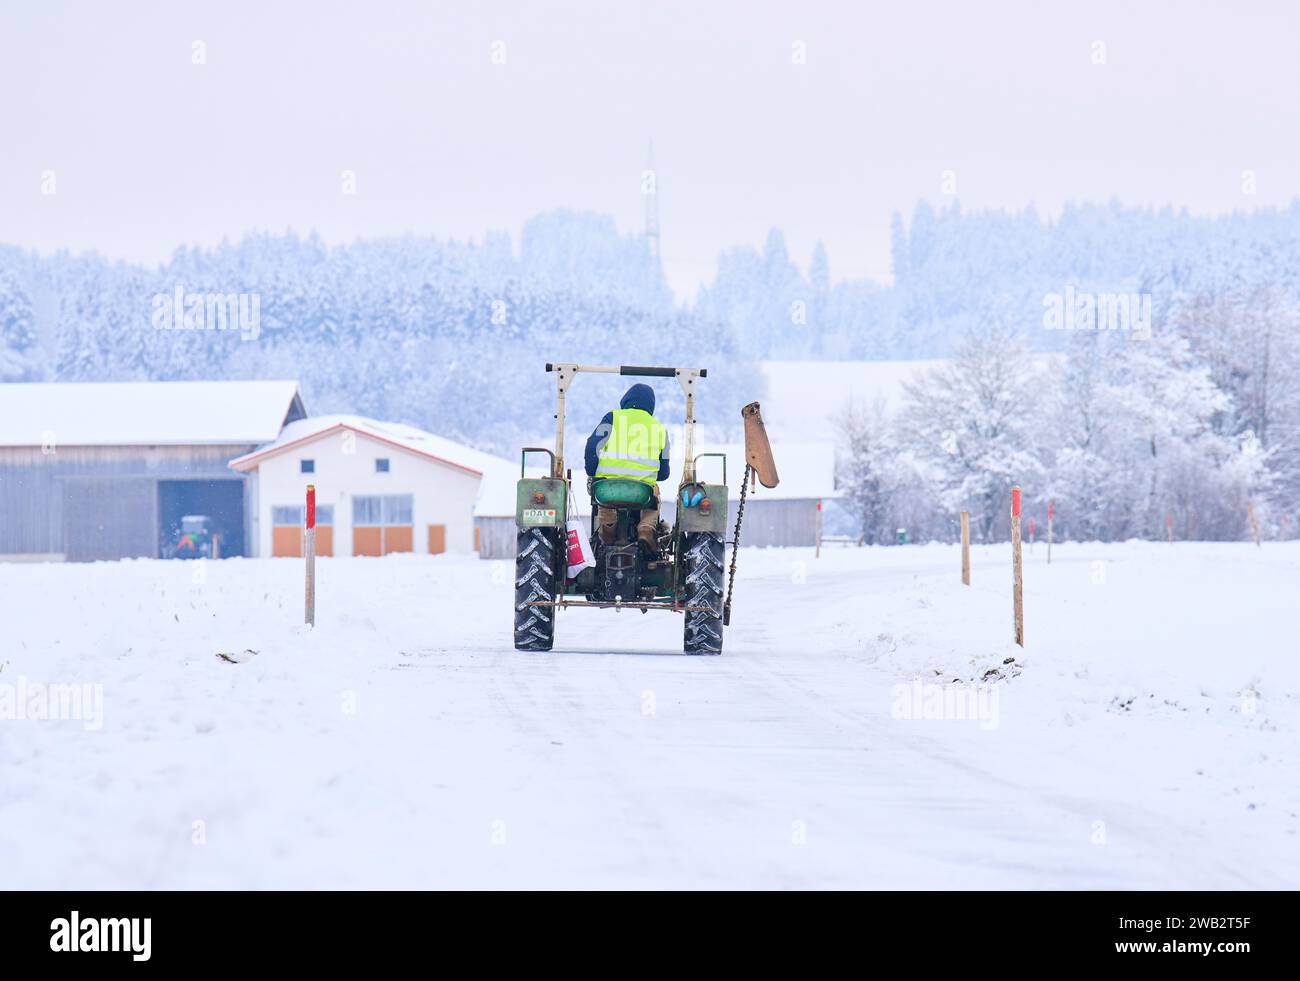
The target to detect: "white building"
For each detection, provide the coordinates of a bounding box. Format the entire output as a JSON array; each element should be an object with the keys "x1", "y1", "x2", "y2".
[
  {"x1": 0, "y1": 380, "x2": 305, "y2": 561},
  {"x1": 230, "y1": 415, "x2": 514, "y2": 558}
]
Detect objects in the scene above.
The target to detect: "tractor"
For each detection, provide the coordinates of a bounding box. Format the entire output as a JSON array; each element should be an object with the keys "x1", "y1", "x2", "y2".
[
  {"x1": 165, "y1": 514, "x2": 216, "y2": 560},
  {"x1": 512, "y1": 363, "x2": 777, "y2": 655}
]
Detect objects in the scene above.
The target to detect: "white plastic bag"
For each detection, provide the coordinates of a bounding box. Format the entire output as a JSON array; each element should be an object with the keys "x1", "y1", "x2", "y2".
[{"x1": 565, "y1": 490, "x2": 595, "y2": 579}]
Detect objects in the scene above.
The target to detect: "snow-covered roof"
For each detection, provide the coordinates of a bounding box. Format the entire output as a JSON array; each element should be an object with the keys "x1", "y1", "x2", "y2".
[
  {"x1": 758, "y1": 356, "x2": 1062, "y2": 441},
  {"x1": 690, "y1": 441, "x2": 838, "y2": 501},
  {"x1": 759, "y1": 360, "x2": 944, "y2": 441},
  {"x1": 474, "y1": 454, "x2": 531, "y2": 518},
  {"x1": 0, "y1": 380, "x2": 304, "y2": 446},
  {"x1": 230, "y1": 414, "x2": 514, "y2": 477},
  {"x1": 473, "y1": 439, "x2": 837, "y2": 517}
]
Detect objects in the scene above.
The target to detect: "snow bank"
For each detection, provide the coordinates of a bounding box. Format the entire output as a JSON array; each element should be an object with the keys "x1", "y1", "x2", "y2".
[{"x1": 1, "y1": 541, "x2": 1295, "y2": 888}]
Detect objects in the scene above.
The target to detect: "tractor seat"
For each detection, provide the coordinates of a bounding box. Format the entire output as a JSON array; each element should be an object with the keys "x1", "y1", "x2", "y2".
[{"x1": 591, "y1": 478, "x2": 654, "y2": 508}]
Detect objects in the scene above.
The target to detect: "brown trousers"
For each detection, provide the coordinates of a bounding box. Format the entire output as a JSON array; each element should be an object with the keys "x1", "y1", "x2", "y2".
[{"x1": 597, "y1": 488, "x2": 660, "y2": 546}]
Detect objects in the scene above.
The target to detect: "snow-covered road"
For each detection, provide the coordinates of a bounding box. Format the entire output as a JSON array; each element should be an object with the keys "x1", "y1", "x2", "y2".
[{"x1": 2, "y1": 542, "x2": 1296, "y2": 888}]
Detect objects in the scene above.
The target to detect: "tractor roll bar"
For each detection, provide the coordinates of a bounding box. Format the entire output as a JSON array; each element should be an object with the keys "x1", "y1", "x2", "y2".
[
  {"x1": 546, "y1": 363, "x2": 707, "y2": 378},
  {"x1": 693, "y1": 452, "x2": 727, "y2": 486},
  {"x1": 520, "y1": 447, "x2": 556, "y2": 478},
  {"x1": 544, "y1": 362, "x2": 709, "y2": 481}
]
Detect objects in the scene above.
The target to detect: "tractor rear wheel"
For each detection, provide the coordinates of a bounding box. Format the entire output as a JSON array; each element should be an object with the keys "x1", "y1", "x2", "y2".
[
  {"x1": 514, "y1": 526, "x2": 560, "y2": 651},
  {"x1": 682, "y1": 532, "x2": 725, "y2": 655}
]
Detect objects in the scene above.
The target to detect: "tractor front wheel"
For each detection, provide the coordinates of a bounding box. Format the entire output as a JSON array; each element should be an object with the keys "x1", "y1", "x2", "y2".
[
  {"x1": 514, "y1": 526, "x2": 561, "y2": 651},
  {"x1": 682, "y1": 532, "x2": 725, "y2": 655}
]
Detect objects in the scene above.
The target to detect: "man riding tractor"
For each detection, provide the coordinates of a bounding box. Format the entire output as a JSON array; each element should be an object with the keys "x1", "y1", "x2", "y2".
[
  {"x1": 512, "y1": 361, "x2": 778, "y2": 656},
  {"x1": 584, "y1": 383, "x2": 669, "y2": 557}
]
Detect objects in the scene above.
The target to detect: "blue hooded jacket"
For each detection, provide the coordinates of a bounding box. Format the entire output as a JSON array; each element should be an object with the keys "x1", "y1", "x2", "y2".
[{"x1": 584, "y1": 383, "x2": 670, "y2": 481}]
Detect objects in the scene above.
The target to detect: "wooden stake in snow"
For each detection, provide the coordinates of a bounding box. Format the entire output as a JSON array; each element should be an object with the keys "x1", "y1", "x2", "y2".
[
  {"x1": 960, "y1": 510, "x2": 970, "y2": 586},
  {"x1": 305, "y1": 483, "x2": 317, "y2": 627},
  {"x1": 1011, "y1": 487, "x2": 1024, "y2": 647},
  {"x1": 815, "y1": 499, "x2": 823, "y2": 559},
  {"x1": 1028, "y1": 515, "x2": 1036, "y2": 553},
  {"x1": 1247, "y1": 501, "x2": 1261, "y2": 547},
  {"x1": 1047, "y1": 500, "x2": 1053, "y2": 565},
  {"x1": 1166, "y1": 513, "x2": 1174, "y2": 543}
]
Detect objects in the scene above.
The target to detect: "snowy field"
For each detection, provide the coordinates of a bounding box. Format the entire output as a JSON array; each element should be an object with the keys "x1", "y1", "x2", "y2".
[{"x1": 1, "y1": 542, "x2": 1296, "y2": 890}]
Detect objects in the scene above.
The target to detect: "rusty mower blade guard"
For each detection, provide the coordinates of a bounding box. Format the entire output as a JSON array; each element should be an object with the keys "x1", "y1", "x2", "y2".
[{"x1": 741, "y1": 402, "x2": 779, "y2": 489}]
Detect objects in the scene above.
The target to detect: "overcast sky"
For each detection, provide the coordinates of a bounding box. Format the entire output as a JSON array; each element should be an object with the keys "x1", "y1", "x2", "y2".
[{"x1": 2, "y1": 0, "x2": 1296, "y2": 296}]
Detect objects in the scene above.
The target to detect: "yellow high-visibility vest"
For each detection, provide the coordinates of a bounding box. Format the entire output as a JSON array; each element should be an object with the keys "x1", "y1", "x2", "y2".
[{"x1": 595, "y1": 408, "x2": 667, "y2": 485}]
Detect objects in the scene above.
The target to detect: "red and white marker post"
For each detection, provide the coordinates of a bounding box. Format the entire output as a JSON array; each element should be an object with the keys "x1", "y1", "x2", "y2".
[
  {"x1": 1028, "y1": 515, "x2": 1036, "y2": 553},
  {"x1": 305, "y1": 484, "x2": 316, "y2": 627},
  {"x1": 815, "y1": 500, "x2": 823, "y2": 559},
  {"x1": 1166, "y1": 513, "x2": 1174, "y2": 544},
  {"x1": 1011, "y1": 486, "x2": 1024, "y2": 647},
  {"x1": 1046, "y1": 500, "x2": 1054, "y2": 565}
]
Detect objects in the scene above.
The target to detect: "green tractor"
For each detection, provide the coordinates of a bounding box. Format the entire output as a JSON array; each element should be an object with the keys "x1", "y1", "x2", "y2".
[{"x1": 512, "y1": 363, "x2": 777, "y2": 656}]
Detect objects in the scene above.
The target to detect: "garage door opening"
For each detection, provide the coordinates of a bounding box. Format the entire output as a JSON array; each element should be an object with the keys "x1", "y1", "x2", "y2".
[{"x1": 158, "y1": 480, "x2": 245, "y2": 558}]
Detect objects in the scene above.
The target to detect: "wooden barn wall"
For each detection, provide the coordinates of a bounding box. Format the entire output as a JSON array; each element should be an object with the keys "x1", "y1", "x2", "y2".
[
  {"x1": 664, "y1": 498, "x2": 820, "y2": 546},
  {"x1": 475, "y1": 517, "x2": 518, "y2": 561},
  {"x1": 60, "y1": 478, "x2": 158, "y2": 561},
  {"x1": 720, "y1": 498, "x2": 819, "y2": 548},
  {"x1": 0, "y1": 444, "x2": 252, "y2": 558}
]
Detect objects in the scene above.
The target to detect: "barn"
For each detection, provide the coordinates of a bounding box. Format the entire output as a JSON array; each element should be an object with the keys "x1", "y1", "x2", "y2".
[
  {"x1": 231, "y1": 415, "x2": 517, "y2": 558},
  {"x1": 473, "y1": 440, "x2": 838, "y2": 559},
  {"x1": 0, "y1": 381, "x2": 305, "y2": 562}
]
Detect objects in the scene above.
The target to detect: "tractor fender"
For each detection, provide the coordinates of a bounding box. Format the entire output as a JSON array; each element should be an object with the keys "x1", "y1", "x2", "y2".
[
  {"x1": 675, "y1": 483, "x2": 728, "y2": 536},
  {"x1": 516, "y1": 478, "x2": 567, "y2": 528}
]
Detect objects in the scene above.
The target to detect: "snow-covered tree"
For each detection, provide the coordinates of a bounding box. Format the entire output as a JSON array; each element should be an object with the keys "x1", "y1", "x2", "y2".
[
  {"x1": 835, "y1": 398, "x2": 897, "y2": 545},
  {"x1": 0, "y1": 269, "x2": 38, "y2": 381},
  {"x1": 7, "y1": 198, "x2": 1300, "y2": 541},
  {"x1": 899, "y1": 329, "x2": 1045, "y2": 540}
]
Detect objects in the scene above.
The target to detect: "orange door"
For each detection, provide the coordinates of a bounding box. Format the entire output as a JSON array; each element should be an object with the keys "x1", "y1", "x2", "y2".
[
  {"x1": 352, "y1": 527, "x2": 381, "y2": 556},
  {"x1": 353, "y1": 526, "x2": 411, "y2": 555},
  {"x1": 427, "y1": 524, "x2": 446, "y2": 555},
  {"x1": 272, "y1": 526, "x2": 303, "y2": 557},
  {"x1": 316, "y1": 526, "x2": 334, "y2": 557},
  {"x1": 383, "y1": 526, "x2": 413, "y2": 555}
]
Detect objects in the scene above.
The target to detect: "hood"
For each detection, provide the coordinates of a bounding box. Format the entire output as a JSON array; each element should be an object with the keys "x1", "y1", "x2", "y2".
[{"x1": 619, "y1": 383, "x2": 656, "y2": 414}]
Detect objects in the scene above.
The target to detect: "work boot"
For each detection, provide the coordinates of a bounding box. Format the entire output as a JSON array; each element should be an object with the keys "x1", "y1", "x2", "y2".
[
  {"x1": 636, "y1": 506, "x2": 660, "y2": 557},
  {"x1": 597, "y1": 506, "x2": 617, "y2": 546}
]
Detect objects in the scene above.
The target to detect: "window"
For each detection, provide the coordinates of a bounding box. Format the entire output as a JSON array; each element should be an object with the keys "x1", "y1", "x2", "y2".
[
  {"x1": 272, "y1": 506, "x2": 303, "y2": 527},
  {"x1": 274, "y1": 505, "x2": 331, "y2": 526},
  {"x1": 375, "y1": 458, "x2": 390, "y2": 473},
  {"x1": 352, "y1": 495, "x2": 382, "y2": 526},
  {"x1": 353, "y1": 494, "x2": 412, "y2": 526},
  {"x1": 382, "y1": 494, "x2": 412, "y2": 525},
  {"x1": 300, "y1": 459, "x2": 315, "y2": 474}
]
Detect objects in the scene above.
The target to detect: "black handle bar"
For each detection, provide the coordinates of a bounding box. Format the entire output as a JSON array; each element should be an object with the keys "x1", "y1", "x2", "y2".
[{"x1": 544, "y1": 363, "x2": 707, "y2": 378}]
